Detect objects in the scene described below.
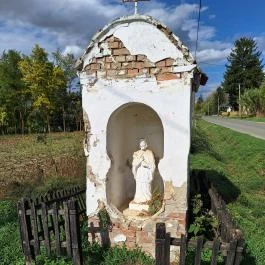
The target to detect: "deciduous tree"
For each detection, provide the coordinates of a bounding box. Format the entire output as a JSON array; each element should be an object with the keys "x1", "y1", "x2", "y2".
[{"x1": 19, "y1": 45, "x2": 66, "y2": 132}]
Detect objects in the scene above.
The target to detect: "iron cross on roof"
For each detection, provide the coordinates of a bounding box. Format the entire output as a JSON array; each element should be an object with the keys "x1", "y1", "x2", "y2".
[{"x1": 122, "y1": 0, "x2": 150, "y2": 15}]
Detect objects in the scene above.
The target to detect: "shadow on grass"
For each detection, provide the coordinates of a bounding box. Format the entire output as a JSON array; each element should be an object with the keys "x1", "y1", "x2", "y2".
[
  {"x1": 191, "y1": 126, "x2": 222, "y2": 162},
  {"x1": 190, "y1": 169, "x2": 257, "y2": 265},
  {"x1": 191, "y1": 169, "x2": 241, "y2": 204}
]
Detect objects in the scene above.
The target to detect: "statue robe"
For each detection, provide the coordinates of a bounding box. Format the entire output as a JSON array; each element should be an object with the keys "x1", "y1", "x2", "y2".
[{"x1": 132, "y1": 149, "x2": 155, "y2": 203}]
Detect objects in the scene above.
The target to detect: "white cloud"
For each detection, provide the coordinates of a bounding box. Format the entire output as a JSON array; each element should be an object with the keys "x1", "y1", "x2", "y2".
[
  {"x1": 63, "y1": 45, "x2": 83, "y2": 57},
  {"x1": 196, "y1": 48, "x2": 231, "y2": 63},
  {"x1": 197, "y1": 82, "x2": 221, "y2": 99},
  {"x1": 254, "y1": 35, "x2": 265, "y2": 56},
  {"x1": 0, "y1": 0, "x2": 242, "y2": 67}
]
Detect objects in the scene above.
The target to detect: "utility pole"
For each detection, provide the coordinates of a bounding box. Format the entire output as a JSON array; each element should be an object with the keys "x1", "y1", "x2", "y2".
[
  {"x1": 217, "y1": 95, "x2": 220, "y2": 116},
  {"x1": 239, "y1": 83, "x2": 241, "y2": 117}
]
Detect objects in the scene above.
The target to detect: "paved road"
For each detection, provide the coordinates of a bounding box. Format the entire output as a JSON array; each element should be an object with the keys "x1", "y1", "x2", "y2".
[{"x1": 202, "y1": 116, "x2": 265, "y2": 140}]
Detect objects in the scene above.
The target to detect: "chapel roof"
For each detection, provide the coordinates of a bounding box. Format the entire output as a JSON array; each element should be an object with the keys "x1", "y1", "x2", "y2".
[{"x1": 76, "y1": 14, "x2": 207, "y2": 86}]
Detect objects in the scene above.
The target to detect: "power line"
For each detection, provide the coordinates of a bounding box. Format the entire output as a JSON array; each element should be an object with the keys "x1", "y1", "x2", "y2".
[
  {"x1": 199, "y1": 61, "x2": 226, "y2": 66},
  {"x1": 194, "y1": 0, "x2": 202, "y2": 60}
]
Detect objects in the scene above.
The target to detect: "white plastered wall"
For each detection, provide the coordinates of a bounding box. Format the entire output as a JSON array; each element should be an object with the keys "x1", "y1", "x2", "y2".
[
  {"x1": 81, "y1": 76, "x2": 192, "y2": 216},
  {"x1": 79, "y1": 16, "x2": 195, "y2": 217}
]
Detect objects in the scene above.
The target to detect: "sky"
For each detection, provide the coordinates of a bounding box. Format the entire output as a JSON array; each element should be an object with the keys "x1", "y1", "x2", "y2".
[{"x1": 0, "y1": 0, "x2": 264, "y2": 98}]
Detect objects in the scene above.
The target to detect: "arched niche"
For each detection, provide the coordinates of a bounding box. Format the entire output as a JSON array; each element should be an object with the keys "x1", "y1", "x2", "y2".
[{"x1": 106, "y1": 103, "x2": 164, "y2": 212}]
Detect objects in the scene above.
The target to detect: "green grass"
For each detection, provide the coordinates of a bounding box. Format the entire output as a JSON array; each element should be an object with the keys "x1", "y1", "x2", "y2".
[
  {"x1": 191, "y1": 120, "x2": 265, "y2": 265},
  {"x1": 228, "y1": 116, "x2": 265, "y2": 123}
]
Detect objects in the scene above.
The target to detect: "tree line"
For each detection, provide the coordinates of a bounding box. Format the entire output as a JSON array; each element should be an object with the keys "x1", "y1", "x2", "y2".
[
  {"x1": 195, "y1": 37, "x2": 265, "y2": 117},
  {"x1": 0, "y1": 45, "x2": 82, "y2": 135}
]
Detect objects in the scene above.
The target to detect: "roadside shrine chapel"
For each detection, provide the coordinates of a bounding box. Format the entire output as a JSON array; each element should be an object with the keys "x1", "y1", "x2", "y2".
[{"x1": 76, "y1": 11, "x2": 207, "y2": 257}]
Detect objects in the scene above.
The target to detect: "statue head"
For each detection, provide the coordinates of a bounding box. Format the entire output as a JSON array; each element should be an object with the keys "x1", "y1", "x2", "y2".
[{"x1": 139, "y1": 139, "x2": 148, "y2": 150}]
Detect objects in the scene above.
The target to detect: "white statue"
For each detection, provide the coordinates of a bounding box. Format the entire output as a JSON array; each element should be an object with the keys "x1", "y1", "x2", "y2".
[{"x1": 132, "y1": 139, "x2": 155, "y2": 204}]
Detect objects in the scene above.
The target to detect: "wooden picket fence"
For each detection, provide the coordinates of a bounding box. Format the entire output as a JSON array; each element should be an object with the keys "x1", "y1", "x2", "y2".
[
  {"x1": 155, "y1": 223, "x2": 244, "y2": 265},
  {"x1": 17, "y1": 186, "x2": 86, "y2": 265},
  {"x1": 194, "y1": 173, "x2": 244, "y2": 243}
]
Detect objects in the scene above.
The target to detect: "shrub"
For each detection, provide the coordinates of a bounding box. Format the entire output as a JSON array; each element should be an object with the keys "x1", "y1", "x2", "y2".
[{"x1": 188, "y1": 194, "x2": 218, "y2": 239}]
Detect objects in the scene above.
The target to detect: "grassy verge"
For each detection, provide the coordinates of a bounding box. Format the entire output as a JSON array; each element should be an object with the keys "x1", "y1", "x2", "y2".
[
  {"x1": 227, "y1": 116, "x2": 265, "y2": 123},
  {"x1": 191, "y1": 120, "x2": 265, "y2": 265}
]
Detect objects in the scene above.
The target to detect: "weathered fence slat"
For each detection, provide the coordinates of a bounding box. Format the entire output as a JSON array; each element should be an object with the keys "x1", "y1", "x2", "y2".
[
  {"x1": 179, "y1": 234, "x2": 187, "y2": 265},
  {"x1": 194, "y1": 236, "x2": 204, "y2": 265},
  {"x1": 53, "y1": 202, "x2": 61, "y2": 256},
  {"x1": 41, "y1": 202, "x2": 51, "y2": 256},
  {"x1": 155, "y1": 223, "x2": 169, "y2": 265},
  {"x1": 30, "y1": 200, "x2": 40, "y2": 256},
  {"x1": 63, "y1": 200, "x2": 72, "y2": 257},
  {"x1": 225, "y1": 240, "x2": 238, "y2": 265},
  {"x1": 234, "y1": 238, "x2": 244, "y2": 265},
  {"x1": 18, "y1": 200, "x2": 34, "y2": 264},
  {"x1": 210, "y1": 238, "x2": 220, "y2": 265},
  {"x1": 68, "y1": 199, "x2": 83, "y2": 265}
]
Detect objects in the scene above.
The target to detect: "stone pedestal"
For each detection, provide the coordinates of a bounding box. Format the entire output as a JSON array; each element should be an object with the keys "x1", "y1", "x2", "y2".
[{"x1": 129, "y1": 202, "x2": 149, "y2": 212}]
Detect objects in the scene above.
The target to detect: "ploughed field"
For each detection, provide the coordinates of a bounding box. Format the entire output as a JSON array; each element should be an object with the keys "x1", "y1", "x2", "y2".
[{"x1": 0, "y1": 132, "x2": 86, "y2": 199}]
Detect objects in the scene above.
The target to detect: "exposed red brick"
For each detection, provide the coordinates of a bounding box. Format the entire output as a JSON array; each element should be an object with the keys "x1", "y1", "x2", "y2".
[
  {"x1": 122, "y1": 62, "x2": 132, "y2": 69},
  {"x1": 90, "y1": 63, "x2": 100, "y2": 70},
  {"x1": 150, "y1": 68, "x2": 161, "y2": 74},
  {"x1": 106, "y1": 36, "x2": 115, "y2": 42},
  {"x1": 126, "y1": 55, "x2": 136, "y2": 61},
  {"x1": 156, "y1": 73, "x2": 178, "y2": 81},
  {"x1": 106, "y1": 70, "x2": 117, "y2": 77},
  {"x1": 136, "y1": 231, "x2": 153, "y2": 244},
  {"x1": 103, "y1": 63, "x2": 111, "y2": 69},
  {"x1": 118, "y1": 70, "x2": 127, "y2": 76},
  {"x1": 115, "y1": 56, "x2": 126, "y2": 62},
  {"x1": 134, "y1": 62, "x2": 145, "y2": 69},
  {"x1": 105, "y1": 57, "x2": 114, "y2": 63},
  {"x1": 119, "y1": 42, "x2": 125, "y2": 48},
  {"x1": 111, "y1": 62, "x2": 122, "y2": 69},
  {"x1": 127, "y1": 68, "x2": 139, "y2": 77},
  {"x1": 108, "y1": 42, "x2": 119, "y2": 49},
  {"x1": 156, "y1": 60, "x2": 166, "y2": 67},
  {"x1": 86, "y1": 69, "x2": 96, "y2": 75},
  {"x1": 143, "y1": 61, "x2": 155, "y2": 68},
  {"x1": 113, "y1": 48, "x2": 130, "y2": 56},
  {"x1": 138, "y1": 68, "x2": 149, "y2": 75},
  {"x1": 137, "y1": 54, "x2": 146, "y2": 61},
  {"x1": 126, "y1": 242, "x2": 137, "y2": 249},
  {"x1": 84, "y1": 65, "x2": 91, "y2": 70},
  {"x1": 165, "y1": 58, "x2": 175, "y2": 66},
  {"x1": 160, "y1": 67, "x2": 172, "y2": 73}
]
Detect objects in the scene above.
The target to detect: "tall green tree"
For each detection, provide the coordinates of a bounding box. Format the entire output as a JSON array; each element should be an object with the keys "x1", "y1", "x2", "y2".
[
  {"x1": 0, "y1": 50, "x2": 29, "y2": 134},
  {"x1": 223, "y1": 37, "x2": 264, "y2": 109},
  {"x1": 52, "y1": 50, "x2": 82, "y2": 132},
  {"x1": 19, "y1": 45, "x2": 66, "y2": 133},
  {"x1": 195, "y1": 95, "x2": 204, "y2": 114}
]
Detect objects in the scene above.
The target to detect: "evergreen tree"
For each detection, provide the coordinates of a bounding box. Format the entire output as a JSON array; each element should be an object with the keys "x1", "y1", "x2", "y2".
[
  {"x1": 223, "y1": 37, "x2": 264, "y2": 109},
  {"x1": 194, "y1": 95, "x2": 204, "y2": 114}
]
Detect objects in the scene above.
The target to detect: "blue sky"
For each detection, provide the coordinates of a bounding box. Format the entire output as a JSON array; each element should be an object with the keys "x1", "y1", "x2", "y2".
[{"x1": 0, "y1": 0, "x2": 264, "y2": 98}]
